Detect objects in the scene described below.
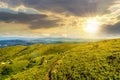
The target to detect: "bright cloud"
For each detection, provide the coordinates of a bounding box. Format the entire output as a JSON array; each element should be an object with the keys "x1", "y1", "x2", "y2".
[{"x1": 0, "y1": 1, "x2": 41, "y2": 14}]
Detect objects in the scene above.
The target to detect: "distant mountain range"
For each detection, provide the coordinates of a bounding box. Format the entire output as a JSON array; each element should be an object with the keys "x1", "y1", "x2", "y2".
[
  {"x1": 0, "y1": 40, "x2": 32, "y2": 48},
  {"x1": 0, "y1": 38, "x2": 100, "y2": 48}
]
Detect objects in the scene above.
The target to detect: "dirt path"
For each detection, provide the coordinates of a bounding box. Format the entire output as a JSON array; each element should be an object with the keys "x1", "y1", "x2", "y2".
[{"x1": 46, "y1": 58, "x2": 60, "y2": 80}]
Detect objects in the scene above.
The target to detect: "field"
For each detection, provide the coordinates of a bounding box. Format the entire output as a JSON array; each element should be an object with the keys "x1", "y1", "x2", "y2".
[{"x1": 0, "y1": 39, "x2": 120, "y2": 80}]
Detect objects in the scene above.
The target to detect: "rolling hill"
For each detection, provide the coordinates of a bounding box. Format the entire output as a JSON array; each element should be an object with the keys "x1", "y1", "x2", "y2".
[{"x1": 0, "y1": 39, "x2": 120, "y2": 80}]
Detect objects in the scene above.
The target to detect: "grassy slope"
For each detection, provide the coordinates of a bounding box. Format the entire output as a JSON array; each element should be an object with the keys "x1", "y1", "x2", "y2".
[{"x1": 0, "y1": 39, "x2": 120, "y2": 80}]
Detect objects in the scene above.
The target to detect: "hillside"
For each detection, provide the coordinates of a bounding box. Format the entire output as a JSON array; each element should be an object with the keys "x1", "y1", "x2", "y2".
[{"x1": 0, "y1": 39, "x2": 120, "y2": 80}]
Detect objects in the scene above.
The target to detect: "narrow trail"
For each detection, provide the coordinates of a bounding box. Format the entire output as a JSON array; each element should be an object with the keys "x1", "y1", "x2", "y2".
[
  {"x1": 45, "y1": 46, "x2": 78, "y2": 80},
  {"x1": 46, "y1": 58, "x2": 61, "y2": 80}
]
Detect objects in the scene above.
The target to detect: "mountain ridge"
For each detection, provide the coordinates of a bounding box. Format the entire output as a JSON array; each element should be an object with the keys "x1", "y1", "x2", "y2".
[{"x1": 0, "y1": 38, "x2": 100, "y2": 48}]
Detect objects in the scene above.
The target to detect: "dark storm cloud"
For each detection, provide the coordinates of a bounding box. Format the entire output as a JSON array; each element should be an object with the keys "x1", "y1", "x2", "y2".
[
  {"x1": 103, "y1": 22, "x2": 120, "y2": 34},
  {"x1": 0, "y1": 12, "x2": 59, "y2": 28},
  {"x1": 3, "y1": 0, "x2": 113, "y2": 16}
]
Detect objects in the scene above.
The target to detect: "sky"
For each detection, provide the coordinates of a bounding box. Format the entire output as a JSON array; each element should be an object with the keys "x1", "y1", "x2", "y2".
[{"x1": 0, "y1": 0, "x2": 120, "y2": 39}]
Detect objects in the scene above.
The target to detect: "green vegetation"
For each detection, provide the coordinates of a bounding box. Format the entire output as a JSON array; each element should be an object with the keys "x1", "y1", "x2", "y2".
[{"x1": 0, "y1": 39, "x2": 120, "y2": 80}]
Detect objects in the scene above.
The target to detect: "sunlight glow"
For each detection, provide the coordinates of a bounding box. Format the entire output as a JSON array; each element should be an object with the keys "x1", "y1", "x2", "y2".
[{"x1": 84, "y1": 17, "x2": 101, "y2": 34}]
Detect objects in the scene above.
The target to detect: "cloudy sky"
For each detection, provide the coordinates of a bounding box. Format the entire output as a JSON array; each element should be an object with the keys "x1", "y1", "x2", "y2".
[{"x1": 0, "y1": 0, "x2": 120, "y2": 38}]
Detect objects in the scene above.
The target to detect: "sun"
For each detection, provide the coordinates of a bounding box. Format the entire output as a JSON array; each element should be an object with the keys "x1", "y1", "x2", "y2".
[{"x1": 84, "y1": 17, "x2": 101, "y2": 34}]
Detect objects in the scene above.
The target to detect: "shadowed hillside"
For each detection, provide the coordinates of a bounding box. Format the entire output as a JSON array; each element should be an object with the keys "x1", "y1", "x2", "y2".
[{"x1": 0, "y1": 39, "x2": 120, "y2": 80}]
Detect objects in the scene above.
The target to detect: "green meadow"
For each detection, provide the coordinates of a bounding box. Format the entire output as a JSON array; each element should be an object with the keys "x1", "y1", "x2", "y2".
[{"x1": 0, "y1": 39, "x2": 120, "y2": 80}]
